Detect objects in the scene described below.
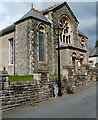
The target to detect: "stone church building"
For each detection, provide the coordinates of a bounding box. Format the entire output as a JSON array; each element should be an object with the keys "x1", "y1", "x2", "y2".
[{"x1": 0, "y1": 2, "x2": 88, "y2": 76}]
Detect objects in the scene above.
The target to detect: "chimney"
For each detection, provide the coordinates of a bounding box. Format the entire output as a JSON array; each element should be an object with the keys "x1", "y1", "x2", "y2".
[{"x1": 31, "y1": 4, "x2": 35, "y2": 10}]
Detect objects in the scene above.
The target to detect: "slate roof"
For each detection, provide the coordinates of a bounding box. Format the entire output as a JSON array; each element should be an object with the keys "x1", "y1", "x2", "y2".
[
  {"x1": 15, "y1": 9, "x2": 50, "y2": 24},
  {"x1": 89, "y1": 47, "x2": 98, "y2": 57},
  {"x1": 0, "y1": 2, "x2": 87, "y2": 38},
  {"x1": 56, "y1": 43, "x2": 87, "y2": 53},
  {"x1": 0, "y1": 24, "x2": 15, "y2": 37},
  {"x1": 0, "y1": 9, "x2": 50, "y2": 37},
  {"x1": 42, "y1": 2, "x2": 79, "y2": 23}
]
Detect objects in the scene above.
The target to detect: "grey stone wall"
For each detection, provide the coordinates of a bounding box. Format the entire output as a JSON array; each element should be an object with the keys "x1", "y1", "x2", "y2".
[
  {"x1": 15, "y1": 4, "x2": 88, "y2": 75},
  {"x1": 1, "y1": 71, "x2": 54, "y2": 111},
  {"x1": 1, "y1": 66, "x2": 96, "y2": 111},
  {"x1": 15, "y1": 18, "x2": 52, "y2": 75},
  {"x1": 78, "y1": 35, "x2": 89, "y2": 64},
  {"x1": 63, "y1": 65, "x2": 96, "y2": 93},
  {"x1": 53, "y1": 3, "x2": 78, "y2": 45},
  {"x1": 46, "y1": 5, "x2": 78, "y2": 72},
  {"x1": 15, "y1": 20, "x2": 30, "y2": 75},
  {"x1": 2, "y1": 81, "x2": 53, "y2": 110},
  {"x1": 31, "y1": 19, "x2": 52, "y2": 73},
  {"x1": 60, "y1": 48, "x2": 89, "y2": 74},
  {"x1": 45, "y1": 3, "x2": 89, "y2": 74}
]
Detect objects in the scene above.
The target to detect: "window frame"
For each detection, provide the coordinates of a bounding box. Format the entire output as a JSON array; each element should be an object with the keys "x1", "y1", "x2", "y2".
[
  {"x1": 9, "y1": 38, "x2": 14, "y2": 66},
  {"x1": 38, "y1": 24, "x2": 46, "y2": 62},
  {"x1": 39, "y1": 31, "x2": 45, "y2": 61},
  {"x1": 59, "y1": 14, "x2": 73, "y2": 45}
]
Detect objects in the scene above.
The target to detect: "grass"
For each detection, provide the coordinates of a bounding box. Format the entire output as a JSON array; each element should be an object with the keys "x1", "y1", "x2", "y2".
[
  {"x1": 8, "y1": 75, "x2": 33, "y2": 82},
  {"x1": 49, "y1": 73, "x2": 63, "y2": 79}
]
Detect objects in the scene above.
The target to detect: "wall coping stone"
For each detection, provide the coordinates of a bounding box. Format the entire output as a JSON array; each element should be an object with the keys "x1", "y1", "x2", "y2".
[
  {"x1": 74, "y1": 74, "x2": 87, "y2": 76},
  {"x1": 0, "y1": 71, "x2": 8, "y2": 77},
  {"x1": 63, "y1": 65, "x2": 73, "y2": 69},
  {"x1": 37, "y1": 69, "x2": 49, "y2": 73}
]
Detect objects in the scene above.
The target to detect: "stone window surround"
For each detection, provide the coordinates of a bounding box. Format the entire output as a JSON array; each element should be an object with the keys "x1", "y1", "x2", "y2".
[
  {"x1": 79, "y1": 54, "x2": 84, "y2": 62},
  {"x1": 58, "y1": 14, "x2": 74, "y2": 45},
  {"x1": 37, "y1": 23, "x2": 47, "y2": 64},
  {"x1": 77, "y1": 54, "x2": 84, "y2": 71},
  {"x1": 71, "y1": 52, "x2": 85, "y2": 73}
]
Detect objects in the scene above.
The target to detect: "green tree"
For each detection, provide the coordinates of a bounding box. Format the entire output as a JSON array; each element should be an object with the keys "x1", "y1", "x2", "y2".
[{"x1": 95, "y1": 40, "x2": 98, "y2": 47}]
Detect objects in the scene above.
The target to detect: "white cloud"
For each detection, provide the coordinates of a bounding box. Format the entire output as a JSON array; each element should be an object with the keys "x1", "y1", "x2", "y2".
[
  {"x1": 0, "y1": 2, "x2": 30, "y2": 30},
  {"x1": 0, "y1": 1, "x2": 96, "y2": 47},
  {"x1": 0, "y1": 0, "x2": 97, "y2": 2}
]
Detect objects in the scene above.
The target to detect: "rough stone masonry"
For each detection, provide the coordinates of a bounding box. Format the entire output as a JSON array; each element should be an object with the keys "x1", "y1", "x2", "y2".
[{"x1": 1, "y1": 65, "x2": 97, "y2": 111}]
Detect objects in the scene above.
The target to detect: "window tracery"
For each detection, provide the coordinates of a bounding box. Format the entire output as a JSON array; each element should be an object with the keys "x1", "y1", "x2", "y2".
[{"x1": 59, "y1": 15, "x2": 73, "y2": 45}]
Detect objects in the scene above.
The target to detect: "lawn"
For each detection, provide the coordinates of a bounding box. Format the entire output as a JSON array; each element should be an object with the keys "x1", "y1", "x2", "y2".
[{"x1": 8, "y1": 75, "x2": 33, "y2": 82}]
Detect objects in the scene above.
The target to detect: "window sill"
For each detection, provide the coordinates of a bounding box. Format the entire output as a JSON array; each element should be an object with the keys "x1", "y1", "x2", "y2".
[
  {"x1": 8, "y1": 64, "x2": 14, "y2": 67},
  {"x1": 38, "y1": 61, "x2": 47, "y2": 64}
]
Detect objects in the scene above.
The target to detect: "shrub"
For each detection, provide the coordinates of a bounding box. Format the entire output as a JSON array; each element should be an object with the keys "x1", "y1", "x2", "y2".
[
  {"x1": 96, "y1": 77, "x2": 98, "y2": 81},
  {"x1": 66, "y1": 85, "x2": 74, "y2": 94}
]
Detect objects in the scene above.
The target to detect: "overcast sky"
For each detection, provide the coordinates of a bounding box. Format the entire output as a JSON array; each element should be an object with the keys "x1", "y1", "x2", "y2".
[{"x1": 0, "y1": 0, "x2": 96, "y2": 48}]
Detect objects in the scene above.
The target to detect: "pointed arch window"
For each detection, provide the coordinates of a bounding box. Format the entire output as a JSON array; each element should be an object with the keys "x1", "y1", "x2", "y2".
[{"x1": 81, "y1": 38, "x2": 85, "y2": 50}]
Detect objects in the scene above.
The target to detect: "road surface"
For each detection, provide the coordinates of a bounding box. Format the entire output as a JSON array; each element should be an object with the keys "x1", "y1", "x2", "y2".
[{"x1": 3, "y1": 85, "x2": 96, "y2": 118}]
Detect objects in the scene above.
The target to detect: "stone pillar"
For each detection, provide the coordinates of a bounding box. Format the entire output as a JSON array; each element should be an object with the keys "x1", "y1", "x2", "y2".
[
  {"x1": 0, "y1": 70, "x2": 9, "y2": 89},
  {"x1": 63, "y1": 65, "x2": 74, "y2": 80},
  {"x1": 0, "y1": 70, "x2": 8, "y2": 117},
  {"x1": 63, "y1": 65, "x2": 75, "y2": 93},
  {"x1": 62, "y1": 66, "x2": 69, "y2": 80},
  {"x1": 33, "y1": 61, "x2": 49, "y2": 82},
  {"x1": 28, "y1": 19, "x2": 34, "y2": 75}
]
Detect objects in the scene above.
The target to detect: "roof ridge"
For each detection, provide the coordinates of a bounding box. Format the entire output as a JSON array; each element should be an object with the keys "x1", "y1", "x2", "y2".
[
  {"x1": 15, "y1": 9, "x2": 50, "y2": 24},
  {"x1": 41, "y1": 2, "x2": 79, "y2": 23},
  {"x1": 41, "y1": 2, "x2": 61, "y2": 14}
]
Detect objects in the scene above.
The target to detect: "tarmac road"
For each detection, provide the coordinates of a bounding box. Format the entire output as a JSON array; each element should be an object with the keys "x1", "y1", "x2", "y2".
[{"x1": 3, "y1": 84, "x2": 96, "y2": 118}]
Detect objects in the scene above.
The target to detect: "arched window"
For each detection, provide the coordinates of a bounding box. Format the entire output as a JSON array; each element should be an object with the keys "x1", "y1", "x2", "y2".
[
  {"x1": 81, "y1": 38, "x2": 85, "y2": 50},
  {"x1": 59, "y1": 15, "x2": 73, "y2": 44},
  {"x1": 38, "y1": 24, "x2": 46, "y2": 61}
]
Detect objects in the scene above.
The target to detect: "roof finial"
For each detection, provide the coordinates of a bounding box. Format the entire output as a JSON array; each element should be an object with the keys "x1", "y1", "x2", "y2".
[{"x1": 31, "y1": 4, "x2": 35, "y2": 10}]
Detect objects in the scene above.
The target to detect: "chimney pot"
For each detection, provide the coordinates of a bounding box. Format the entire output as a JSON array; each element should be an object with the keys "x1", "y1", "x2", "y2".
[{"x1": 31, "y1": 4, "x2": 34, "y2": 10}]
